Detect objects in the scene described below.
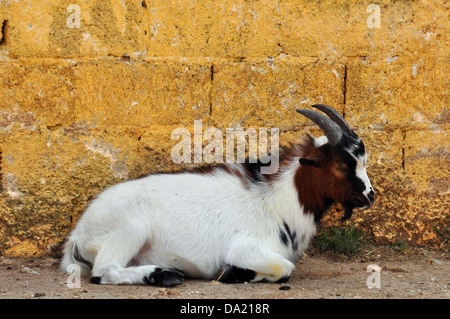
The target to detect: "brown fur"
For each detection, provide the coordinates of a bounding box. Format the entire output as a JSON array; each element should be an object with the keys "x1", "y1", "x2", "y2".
[{"x1": 288, "y1": 136, "x2": 358, "y2": 221}]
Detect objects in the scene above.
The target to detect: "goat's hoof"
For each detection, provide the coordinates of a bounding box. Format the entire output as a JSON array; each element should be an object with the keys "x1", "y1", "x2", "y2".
[
  {"x1": 90, "y1": 276, "x2": 102, "y2": 284},
  {"x1": 144, "y1": 268, "x2": 184, "y2": 287},
  {"x1": 215, "y1": 265, "x2": 256, "y2": 283}
]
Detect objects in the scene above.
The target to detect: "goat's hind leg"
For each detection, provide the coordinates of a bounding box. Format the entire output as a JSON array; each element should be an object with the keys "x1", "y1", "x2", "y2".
[
  {"x1": 215, "y1": 265, "x2": 259, "y2": 283},
  {"x1": 89, "y1": 228, "x2": 183, "y2": 287},
  {"x1": 91, "y1": 264, "x2": 184, "y2": 287},
  {"x1": 217, "y1": 248, "x2": 294, "y2": 284},
  {"x1": 215, "y1": 263, "x2": 291, "y2": 284}
]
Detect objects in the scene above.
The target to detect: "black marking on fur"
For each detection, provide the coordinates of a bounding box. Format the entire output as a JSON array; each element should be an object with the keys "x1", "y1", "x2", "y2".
[
  {"x1": 291, "y1": 236, "x2": 298, "y2": 252},
  {"x1": 336, "y1": 136, "x2": 365, "y2": 165},
  {"x1": 333, "y1": 137, "x2": 370, "y2": 212},
  {"x1": 73, "y1": 244, "x2": 93, "y2": 269},
  {"x1": 284, "y1": 222, "x2": 297, "y2": 251},
  {"x1": 144, "y1": 268, "x2": 184, "y2": 287},
  {"x1": 348, "y1": 173, "x2": 366, "y2": 194},
  {"x1": 279, "y1": 230, "x2": 288, "y2": 246},
  {"x1": 352, "y1": 139, "x2": 366, "y2": 158},
  {"x1": 243, "y1": 159, "x2": 264, "y2": 183},
  {"x1": 279, "y1": 221, "x2": 298, "y2": 252},
  {"x1": 215, "y1": 265, "x2": 256, "y2": 283},
  {"x1": 242, "y1": 157, "x2": 275, "y2": 184}
]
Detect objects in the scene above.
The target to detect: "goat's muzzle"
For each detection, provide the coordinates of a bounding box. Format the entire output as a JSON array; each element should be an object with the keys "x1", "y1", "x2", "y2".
[{"x1": 341, "y1": 190, "x2": 375, "y2": 222}]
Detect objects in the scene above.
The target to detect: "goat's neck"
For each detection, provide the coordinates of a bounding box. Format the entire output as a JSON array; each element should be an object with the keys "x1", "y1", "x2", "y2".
[
  {"x1": 263, "y1": 146, "x2": 332, "y2": 223},
  {"x1": 294, "y1": 163, "x2": 334, "y2": 222}
]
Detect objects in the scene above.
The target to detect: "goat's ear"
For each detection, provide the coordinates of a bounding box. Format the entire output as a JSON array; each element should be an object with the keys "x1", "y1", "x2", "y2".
[{"x1": 299, "y1": 154, "x2": 324, "y2": 168}]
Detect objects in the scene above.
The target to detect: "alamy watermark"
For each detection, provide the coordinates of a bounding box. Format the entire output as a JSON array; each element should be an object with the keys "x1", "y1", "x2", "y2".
[
  {"x1": 66, "y1": 264, "x2": 81, "y2": 289},
  {"x1": 366, "y1": 4, "x2": 381, "y2": 29},
  {"x1": 171, "y1": 120, "x2": 280, "y2": 175},
  {"x1": 64, "y1": 3, "x2": 381, "y2": 30},
  {"x1": 366, "y1": 264, "x2": 382, "y2": 289},
  {"x1": 64, "y1": 262, "x2": 384, "y2": 289},
  {"x1": 66, "y1": 4, "x2": 81, "y2": 29}
]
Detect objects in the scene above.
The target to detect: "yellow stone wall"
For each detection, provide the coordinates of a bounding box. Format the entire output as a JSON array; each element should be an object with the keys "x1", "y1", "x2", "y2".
[{"x1": 0, "y1": 0, "x2": 448, "y2": 256}]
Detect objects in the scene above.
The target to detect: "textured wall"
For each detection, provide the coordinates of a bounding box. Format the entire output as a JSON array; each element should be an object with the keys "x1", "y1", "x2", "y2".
[{"x1": 0, "y1": 0, "x2": 448, "y2": 256}]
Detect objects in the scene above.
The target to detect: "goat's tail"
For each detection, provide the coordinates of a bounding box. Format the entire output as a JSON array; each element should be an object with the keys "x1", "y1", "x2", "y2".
[{"x1": 60, "y1": 236, "x2": 92, "y2": 276}]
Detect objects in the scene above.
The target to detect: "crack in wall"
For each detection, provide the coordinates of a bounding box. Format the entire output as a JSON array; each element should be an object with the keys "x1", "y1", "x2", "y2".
[
  {"x1": 0, "y1": 149, "x2": 2, "y2": 192},
  {"x1": 342, "y1": 64, "x2": 348, "y2": 117},
  {"x1": 209, "y1": 64, "x2": 214, "y2": 116},
  {"x1": 0, "y1": 20, "x2": 7, "y2": 46},
  {"x1": 401, "y1": 130, "x2": 406, "y2": 171}
]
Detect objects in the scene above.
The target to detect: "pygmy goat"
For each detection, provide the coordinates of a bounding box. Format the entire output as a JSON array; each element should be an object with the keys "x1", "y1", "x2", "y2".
[{"x1": 61, "y1": 104, "x2": 375, "y2": 286}]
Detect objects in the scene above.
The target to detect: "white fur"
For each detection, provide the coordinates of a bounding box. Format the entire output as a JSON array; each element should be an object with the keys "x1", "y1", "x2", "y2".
[
  {"x1": 61, "y1": 160, "x2": 315, "y2": 284},
  {"x1": 354, "y1": 153, "x2": 373, "y2": 206},
  {"x1": 313, "y1": 135, "x2": 328, "y2": 147}
]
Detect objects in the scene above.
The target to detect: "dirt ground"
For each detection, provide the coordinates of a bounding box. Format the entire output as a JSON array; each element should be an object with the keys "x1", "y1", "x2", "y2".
[{"x1": 0, "y1": 246, "x2": 448, "y2": 300}]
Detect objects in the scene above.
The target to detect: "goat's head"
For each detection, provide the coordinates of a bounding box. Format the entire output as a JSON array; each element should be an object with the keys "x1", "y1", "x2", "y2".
[{"x1": 296, "y1": 104, "x2": 375, "y2": 221}]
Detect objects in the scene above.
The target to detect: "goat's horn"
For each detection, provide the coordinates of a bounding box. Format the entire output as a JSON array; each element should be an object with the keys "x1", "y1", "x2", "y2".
[
  {"x1": 311, "y1": 104, "x2": 355, "y2": 136},
  {"x1": 296, "y1": 109, "x2": 342, "y2": 146}
]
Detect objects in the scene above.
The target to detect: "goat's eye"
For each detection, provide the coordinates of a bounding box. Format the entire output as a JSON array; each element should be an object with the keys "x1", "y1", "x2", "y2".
[{"x1": 337, "y1": 166, "x2": 348, "y2": 173}]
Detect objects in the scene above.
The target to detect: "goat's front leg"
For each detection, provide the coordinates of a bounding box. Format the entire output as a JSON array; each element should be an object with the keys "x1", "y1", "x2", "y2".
[
  {"x1": 86, "y1": 225, "x2": 184, "y2": 287},
  {"x1": 216, "y1": 249, "x2": 295, "y2": 283}
]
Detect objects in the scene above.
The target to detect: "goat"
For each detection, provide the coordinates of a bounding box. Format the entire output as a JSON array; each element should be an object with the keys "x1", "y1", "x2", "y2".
[{"x1": 61, "y1": 104, "x2": 375, "y2": 286}]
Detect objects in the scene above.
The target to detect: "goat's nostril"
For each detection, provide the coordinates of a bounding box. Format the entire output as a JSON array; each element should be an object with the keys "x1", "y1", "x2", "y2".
[{"x1": 368, "y1": 190, "x2": 375, "y2": 202}]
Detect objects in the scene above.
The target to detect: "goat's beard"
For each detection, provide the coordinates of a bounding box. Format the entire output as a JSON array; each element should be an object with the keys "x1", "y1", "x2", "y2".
[{"x1": 341, "y1": 204, "x2": 355, "y2": 222}]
